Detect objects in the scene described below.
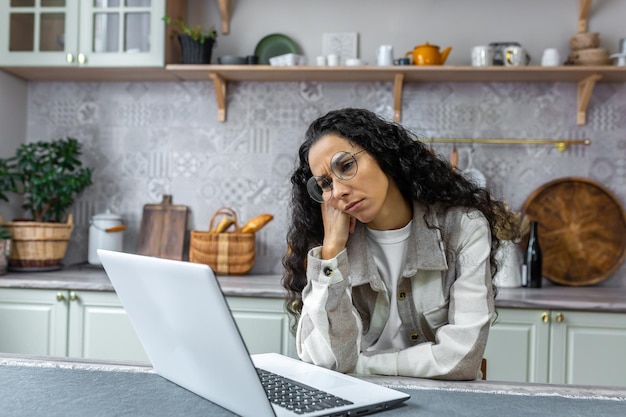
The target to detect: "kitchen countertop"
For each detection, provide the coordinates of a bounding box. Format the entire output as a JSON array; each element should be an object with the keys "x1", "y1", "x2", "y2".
[
  {"x1": 1, "y1": 266, "x2": 626, "y2": 312},
  {"x1": 1, "y1": 353, "x2": 624, "y2": 417}
]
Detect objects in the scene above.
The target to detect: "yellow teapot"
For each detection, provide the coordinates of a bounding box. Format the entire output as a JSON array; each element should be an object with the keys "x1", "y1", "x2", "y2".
[{"x1": 406, "y1": 42, "x2": 452, "y2": 65}]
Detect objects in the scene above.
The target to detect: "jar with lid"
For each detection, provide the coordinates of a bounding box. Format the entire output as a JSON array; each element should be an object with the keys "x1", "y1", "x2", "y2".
[{"x1": 88, "y1": 210, "x2": 126, "y2": 265}]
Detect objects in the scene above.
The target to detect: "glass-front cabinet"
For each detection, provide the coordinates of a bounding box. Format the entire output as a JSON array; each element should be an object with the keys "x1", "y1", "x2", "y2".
[{"x1": 0, "y1": 0, "x2": 167, "y2": 67}]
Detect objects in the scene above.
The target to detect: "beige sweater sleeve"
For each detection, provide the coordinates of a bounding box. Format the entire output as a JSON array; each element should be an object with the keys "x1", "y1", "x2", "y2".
[{"x1": 296, "y1": 247, "x2": 363, "y2": 373}]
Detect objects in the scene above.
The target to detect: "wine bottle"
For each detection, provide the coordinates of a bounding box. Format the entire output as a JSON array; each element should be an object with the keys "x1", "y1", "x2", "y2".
[{"x1": 525, "y1": 221, "x2": 543, "y2": 288}]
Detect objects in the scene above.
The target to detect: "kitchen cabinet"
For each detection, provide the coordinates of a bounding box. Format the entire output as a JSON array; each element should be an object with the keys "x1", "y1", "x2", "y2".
[
  {"x1": 226, "y1": 296, "x2": 296, "y2": 358},
  {"x1": 0, "y1": 288, "x2": 149, "y2": 362},
  {"x1": 484, "y1": 308, "x2": 626, "y2": 387},
  {"x1": 0, "y1": 287, "x2": 295, "y2": 361},
  {"x1": 0, "y1": 0, "x2": 184, "y2": 75}
]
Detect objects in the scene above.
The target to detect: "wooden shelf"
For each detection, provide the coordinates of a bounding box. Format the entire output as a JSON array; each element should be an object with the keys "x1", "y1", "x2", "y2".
[
  {"x1": 3, "y1": 64, "x2": 625, "y2": 125},
  {"x1": 165, "y1": 64, "x2": 626, "y2": 124},
  {"x1": 0, "y1": 66, "x2": 179, "y2": 82}
]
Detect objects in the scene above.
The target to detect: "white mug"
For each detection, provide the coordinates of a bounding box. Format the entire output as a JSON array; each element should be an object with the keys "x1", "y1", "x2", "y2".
[
  {"x1": 541, "y1": 48, "x2": 560, "y2": 66},
  {"x1": 471, "y1": 45, "x2": 493, "y2": 66},
  {"x1": 327, "y1": 54, "x2": 339, "y2": 66},
  {"x1": 377, "y1": 45, "x2": 394, "y2": 66},
  {"x1": 504, "y1": 46, "x2": 530, "y2": 66}
]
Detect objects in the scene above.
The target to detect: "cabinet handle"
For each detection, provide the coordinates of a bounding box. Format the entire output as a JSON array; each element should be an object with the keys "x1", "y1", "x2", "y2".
[
  {"x1": 56, "y1": 292, "x2": 66, "y2": 302},
  {"x1": 541, "y1": 312, "x2": 550, "y2": 323},
  {"x1": 66, "y1": 53, "x2": 74, "y2": 63},
  {"x1": 78, "y1": 53, "x2": 87, "y2": 64},
  {"x1": 555, "y1": 312, "x2": 564, "y2": 323},
  {"x1": 69, "y1": 291, "x2": 79, "y2": 302}
]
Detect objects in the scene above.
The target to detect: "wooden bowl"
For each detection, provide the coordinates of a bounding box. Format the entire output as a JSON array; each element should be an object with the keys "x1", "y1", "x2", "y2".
[
  {"x1": 569, "y1": 32, "x2": 600, "y2": 50},
  {"x1": 569, "y1": 48, "x2": 610, "y2": 66},
  {"x1": 521, "y1": 177, "x2": 626, "y2": 286}
]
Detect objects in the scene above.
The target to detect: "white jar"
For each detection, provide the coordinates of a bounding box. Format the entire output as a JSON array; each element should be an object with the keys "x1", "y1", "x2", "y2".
[
  {"x1": 88, "y1": 210, "x2": 126, "y2": 265},
  {"x1": 493, "y1": 240, "x2": 523, "y2": 288}
]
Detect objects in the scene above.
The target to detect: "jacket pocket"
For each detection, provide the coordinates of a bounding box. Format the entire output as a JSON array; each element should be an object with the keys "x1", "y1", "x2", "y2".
[{"x1": 423, "y1": 303, "x2": 450, "y2": 336}]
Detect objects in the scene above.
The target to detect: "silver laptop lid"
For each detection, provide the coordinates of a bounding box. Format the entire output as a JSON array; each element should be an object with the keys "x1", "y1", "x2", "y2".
[{"x1": 98, "y1": 249, "x2": 275, "y2": 417}]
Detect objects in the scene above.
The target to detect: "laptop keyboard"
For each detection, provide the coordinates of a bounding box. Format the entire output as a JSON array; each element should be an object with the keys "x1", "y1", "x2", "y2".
[{"x1": 256, "y1": 368, "x2": 354, "y2": 415}]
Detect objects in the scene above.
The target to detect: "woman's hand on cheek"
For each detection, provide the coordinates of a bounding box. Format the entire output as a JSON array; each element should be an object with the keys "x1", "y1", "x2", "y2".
[{"x1": 320, "y1": 203, "x2": 353, "y2": 259}]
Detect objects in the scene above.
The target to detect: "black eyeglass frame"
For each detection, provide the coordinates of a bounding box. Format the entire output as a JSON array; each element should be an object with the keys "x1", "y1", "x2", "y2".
[{"x1": 306, "y1": 149, "x2": 367, "y2": 203}]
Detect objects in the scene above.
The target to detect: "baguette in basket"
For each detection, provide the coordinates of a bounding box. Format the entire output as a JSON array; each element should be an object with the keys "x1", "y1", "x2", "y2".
[
  {"x1": 240, "y1": 214, "x2": 273, "y2": 233},
  {"x1": 189, "y1": 208, "x2": 272, "y2": 275}
]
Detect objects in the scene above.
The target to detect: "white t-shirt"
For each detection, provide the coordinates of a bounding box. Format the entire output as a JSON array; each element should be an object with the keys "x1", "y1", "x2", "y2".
[{"x1": 365, "y1": 221, "x2": 412, "y2": 351}]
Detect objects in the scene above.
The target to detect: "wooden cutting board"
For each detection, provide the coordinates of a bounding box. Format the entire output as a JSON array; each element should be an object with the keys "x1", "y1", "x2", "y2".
[
  {"x1": 522, "y1": 177, "x2": 626, "y2": 286},
  {"x1": 136, "y1": 195, "x2": 188, "y2": 260}
]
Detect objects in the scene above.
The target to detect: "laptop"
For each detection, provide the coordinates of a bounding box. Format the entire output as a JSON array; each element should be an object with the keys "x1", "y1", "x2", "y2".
[{"x1": 98, "y1": 249, "x2": 410, "y2": 417}]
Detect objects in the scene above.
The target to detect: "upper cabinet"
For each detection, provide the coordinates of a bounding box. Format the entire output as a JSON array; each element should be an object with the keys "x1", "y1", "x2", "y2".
[{"x1": 0, "y1": 0, "x2": 184, "y2": 69}]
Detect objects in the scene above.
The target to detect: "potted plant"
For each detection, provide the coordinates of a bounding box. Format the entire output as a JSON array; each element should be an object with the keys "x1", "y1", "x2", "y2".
[
  {"x1": 163, "y1": 15, "x2": 217, "y2": 64},
  {"x1": 0, "y1": 137, "x2": 92, "y2": 271}
]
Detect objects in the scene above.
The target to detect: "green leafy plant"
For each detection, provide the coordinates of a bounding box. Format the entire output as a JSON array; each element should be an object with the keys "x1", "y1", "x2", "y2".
[
  {"x1": 0, "y1": 225, "x2": 10, "y2": 239},
  {"x1": 1, "y1": 153, "x2": 15, "y2": 239},
  {"x1": 0, "y1": 137, "x2": 92, "y2": 223},
  {"x1": 163, "y1": 15, "x2": 217, "y2": 43}
]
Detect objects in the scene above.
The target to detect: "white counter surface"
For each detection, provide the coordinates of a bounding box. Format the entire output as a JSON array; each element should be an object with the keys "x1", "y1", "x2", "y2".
[{"x1": 1, "y1": 266, "x2": 626, "y2": 312}]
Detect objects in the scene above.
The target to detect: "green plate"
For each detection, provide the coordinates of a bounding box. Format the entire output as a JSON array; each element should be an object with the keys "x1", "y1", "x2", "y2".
[{"x1": 254, "y1": 33, "x2": 301, "y2": 65}]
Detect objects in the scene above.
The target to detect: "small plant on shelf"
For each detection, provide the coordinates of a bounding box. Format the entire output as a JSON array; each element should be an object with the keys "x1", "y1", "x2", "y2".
[
  {"x1": 163, "y1": 15, "x2": 217, "y2": 64},
  {"x1": 163, "y1": 15, "x2": 217, "y2": 44}
]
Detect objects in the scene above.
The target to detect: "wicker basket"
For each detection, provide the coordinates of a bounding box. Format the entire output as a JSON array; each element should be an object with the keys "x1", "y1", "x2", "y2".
[
  {"x1": 189, "y1": 208, "x2": 255, "y2": 275},
  {"x1": 3, "y1": 214, "x2": 74, "y2": 271}
]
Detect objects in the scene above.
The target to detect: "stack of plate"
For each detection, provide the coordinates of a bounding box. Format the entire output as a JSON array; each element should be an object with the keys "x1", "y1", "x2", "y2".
[
  {"x1": 254, "y1": 33, "x2": 301, "y2": 65},
  {"x1": 568, "y1": 32, "x2": 610, "y2": 65}
]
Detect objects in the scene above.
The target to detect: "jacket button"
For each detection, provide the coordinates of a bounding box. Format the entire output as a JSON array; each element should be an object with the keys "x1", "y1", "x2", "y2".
[
  {"x1": 323, "y1": 266, "x2": 333, "y2": 276},
  {"x1": 409, "y1": 333, "x2": 419, "y2": 342},
  {"x1": 398, "y1": 291, "x2": 407, "y2": 300}
]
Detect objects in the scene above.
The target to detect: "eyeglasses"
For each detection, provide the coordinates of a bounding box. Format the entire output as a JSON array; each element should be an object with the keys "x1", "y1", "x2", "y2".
[{"x1": 306, "y1": 150, "x2": 366, "y2": 203}]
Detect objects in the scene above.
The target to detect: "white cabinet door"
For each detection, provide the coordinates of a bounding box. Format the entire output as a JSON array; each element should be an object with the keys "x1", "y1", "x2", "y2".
[
  {"x1": 0, "y1": 0, "x2": 166, "y2": 67},
  {"x1": 0, "y1": 1, "x2": 79, "y2": 66},
  {"x1": 67, "y1": 291, "x2": 149, "y2": 363},
  {"x1": 226, "y1": 296, "x2": 296, "y2": 358},
  {"x1": 549, "y1": 310, "x2": 626, "y2": 387},
  {"x1": 0, "y1": 288, "x2": 67, "y2": 356},
  {"x1": 77, "y1": 0, "x2": 166, "y2": 67},
  {"x1": 484, "y1": 308, "x2": 550, "y2": 383}
]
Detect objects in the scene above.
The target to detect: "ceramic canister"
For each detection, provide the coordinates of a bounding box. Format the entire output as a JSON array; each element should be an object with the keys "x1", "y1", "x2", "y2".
[{"x1": 88, "y1": 209, "x2": 125, "y2": 265}]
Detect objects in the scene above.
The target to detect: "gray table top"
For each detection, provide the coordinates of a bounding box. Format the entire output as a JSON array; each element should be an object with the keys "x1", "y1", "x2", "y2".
[
  {"x1": 1, "y1": 354, "x2": 625, "y2": 417},
  {"x1": 2, "y1": 267, "x2": 626, "y2": 312}
]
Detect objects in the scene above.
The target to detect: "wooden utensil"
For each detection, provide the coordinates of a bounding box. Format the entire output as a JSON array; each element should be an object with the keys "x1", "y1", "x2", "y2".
[
  {"x1": 522, "y1": 177, "x2": 626, "y2": 286},
  {"x1": 136, "y1": 195, "x2": 188, "y2": 260},
  {"x1": 449, "y1": 144, "x2": 458, "y2": 169}
]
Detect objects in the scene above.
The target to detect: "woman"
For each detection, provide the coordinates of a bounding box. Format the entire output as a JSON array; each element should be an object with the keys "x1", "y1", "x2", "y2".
[{"x1": 282, "y1": 108, "x2": 514, "y2": 380}]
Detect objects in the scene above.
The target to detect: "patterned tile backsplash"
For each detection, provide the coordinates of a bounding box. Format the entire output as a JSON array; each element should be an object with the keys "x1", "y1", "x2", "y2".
[{"x1": 26, "y1": 80, "x2": 626, "y2": 287}]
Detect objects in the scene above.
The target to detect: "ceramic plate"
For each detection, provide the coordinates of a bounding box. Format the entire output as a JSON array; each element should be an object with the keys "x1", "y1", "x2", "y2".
[{"x1": 254, "y1": 33, "x2": 301, "y2": 65}]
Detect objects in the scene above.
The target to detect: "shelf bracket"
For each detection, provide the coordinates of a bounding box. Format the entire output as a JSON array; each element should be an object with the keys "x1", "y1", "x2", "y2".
[
  {"x1": 209, "y1": 73, "x2": 227, "y2": 122},
  {"x1": 578, "y1": 0, "x2": 591, "y2": 32},
  {"x1": 393, "y1": 72, "x2": 404, "y2": 122},
  {"x1": 218, "y1": 0, "x2": 231, "y2": 35},
  {"x1": 577, "y1": 73, "x2": 601, "y2": 125}
]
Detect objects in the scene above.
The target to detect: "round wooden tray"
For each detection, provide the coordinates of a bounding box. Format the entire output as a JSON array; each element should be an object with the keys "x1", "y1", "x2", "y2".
[{"x1": 522, "y1": 177, "x2": 626, "y2": 286}]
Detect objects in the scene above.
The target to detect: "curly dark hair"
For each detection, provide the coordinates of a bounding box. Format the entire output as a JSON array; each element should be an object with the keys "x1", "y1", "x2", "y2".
[{"x1": 282, "y1": 108, "x2": 512, "y2": 328}]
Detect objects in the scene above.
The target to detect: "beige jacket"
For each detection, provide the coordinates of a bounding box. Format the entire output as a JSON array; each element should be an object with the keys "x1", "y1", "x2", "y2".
[{"x1": 296, "y1": 202, "x2": 494, "y2": 380}]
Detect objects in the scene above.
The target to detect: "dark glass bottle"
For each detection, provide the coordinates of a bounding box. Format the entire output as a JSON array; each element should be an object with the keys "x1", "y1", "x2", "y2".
[{"x1": 525, "y1": 221, "x2": 543, "y2": 288}]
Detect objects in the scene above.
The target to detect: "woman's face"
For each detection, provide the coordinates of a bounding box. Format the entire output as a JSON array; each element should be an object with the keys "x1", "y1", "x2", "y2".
[{"x1": 307, "y1": 134, "x2": 404, "y2": 228}]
